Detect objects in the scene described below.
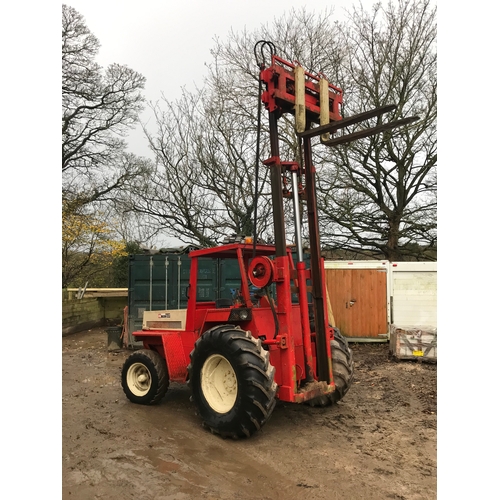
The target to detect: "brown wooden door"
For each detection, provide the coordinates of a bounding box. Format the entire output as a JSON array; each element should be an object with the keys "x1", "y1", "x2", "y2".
[{"x1": 325, "y1": 268, "x2": 387, "y2": 339}]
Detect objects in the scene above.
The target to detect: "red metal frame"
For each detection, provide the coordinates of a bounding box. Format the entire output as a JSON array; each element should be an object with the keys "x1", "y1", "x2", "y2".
[{"x1": 260, "y1": 55, "x2": 343, "y2": 121}]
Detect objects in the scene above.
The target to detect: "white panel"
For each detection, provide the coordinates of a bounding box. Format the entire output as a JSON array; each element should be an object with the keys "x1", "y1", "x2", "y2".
[{"x1": 392, "y1": 271, "x2": 437, "y2": 328}]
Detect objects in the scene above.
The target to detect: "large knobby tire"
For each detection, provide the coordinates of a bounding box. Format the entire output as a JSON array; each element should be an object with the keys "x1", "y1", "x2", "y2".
[
  {"x1": 330, "y1": 328, "x2": 354, "y2": 403},
  {"x1": 188, "y1": 325, "x2": 277, "y2": 439},
  {"x1": 307, "y1": 328, "x2": 354, "y2": 407},
  {"x1": 121, "y1": 349, "x2": 169, "y2": 405}
]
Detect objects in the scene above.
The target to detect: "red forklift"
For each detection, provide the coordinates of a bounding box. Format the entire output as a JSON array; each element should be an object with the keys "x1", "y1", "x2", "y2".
[{"x1": 121, "y1": 41, "x2": 418, "y2": 438}]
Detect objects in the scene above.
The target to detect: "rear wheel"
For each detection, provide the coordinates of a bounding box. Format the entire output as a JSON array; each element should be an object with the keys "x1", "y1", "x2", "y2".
[
  {"x1": 188, "y1": 325, "x2": 277, "y2": 439},
  {"x1": 121, "y1": 349, "x2": 169, "y2": 405},
  {"x1": 307, "y1": 328, "x2": 354, "y2": 407}
]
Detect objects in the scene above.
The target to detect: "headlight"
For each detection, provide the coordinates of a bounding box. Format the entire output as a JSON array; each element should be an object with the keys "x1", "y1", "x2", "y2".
[{"x1": 229, "y1": 308, "x2": 252, "y2": 322}]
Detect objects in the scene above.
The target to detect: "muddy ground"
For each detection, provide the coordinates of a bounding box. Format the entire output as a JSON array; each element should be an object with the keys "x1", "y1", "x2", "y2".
[{"x1": 62, "y1": 327, "x2": 436, "y2": 500}]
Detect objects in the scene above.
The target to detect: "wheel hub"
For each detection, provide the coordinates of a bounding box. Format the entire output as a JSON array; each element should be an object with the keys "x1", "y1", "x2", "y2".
[
  {"x1": 127, "y1": 362, "x2": 152, "y2": 396},
  {"x1": 201, "y1": 354, "x2": 237, "y2": 414}
]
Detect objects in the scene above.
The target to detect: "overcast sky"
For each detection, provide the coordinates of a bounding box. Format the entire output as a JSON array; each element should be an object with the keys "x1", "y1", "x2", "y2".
[{"x1": 65, "y1": 0, "x2": 383, "y2": 159}]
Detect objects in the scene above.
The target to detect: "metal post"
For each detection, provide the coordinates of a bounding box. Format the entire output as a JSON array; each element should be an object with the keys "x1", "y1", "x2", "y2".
[
  {"x1": 267, "y1": 110, "x2": 297, "y2": 394},
  {"x1": 149, "y1": 256, "x2": 153, "y2": 311},
  {"x1": 177, "y1": 257, "x2": 181, "y2": 309},
  {"x1": 292, "y1": 166, "x2": 313, "y2": 382},
  {"x1": 291, "y1": 170, "x2": 304, "y2": 263},
  {"x1": 165, "y1": 256, "x2": 169, "y2": 310},
  {"x1": 268, "y1": 112, "x2": 287, "y2": 257},
  {"x1": 303, "y1": 137, "x2": 330, "y2": 382}
]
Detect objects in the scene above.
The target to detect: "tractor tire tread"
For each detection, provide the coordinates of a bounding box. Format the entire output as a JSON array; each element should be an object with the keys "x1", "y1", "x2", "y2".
[
  {"x1": 306, "y1": 329, "x2": 354, "y2": 407},
  {"x1": 188, "y1": 324, "x2": 277, "y2": 439},
  {"x1": 330, "y1": 331, "x2": 354, "y2": 403}
]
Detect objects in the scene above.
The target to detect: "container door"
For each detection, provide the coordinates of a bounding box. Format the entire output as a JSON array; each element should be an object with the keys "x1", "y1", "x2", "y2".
[
  {"x1": 128, "y1": 255, "x2": 168, "y2": 325},
  {"x1": 127, "y1": 254, "x2": 176, "y2": 346},
  {"x1": 326, "y1": 268, "x2": 388, "y2": 339}
]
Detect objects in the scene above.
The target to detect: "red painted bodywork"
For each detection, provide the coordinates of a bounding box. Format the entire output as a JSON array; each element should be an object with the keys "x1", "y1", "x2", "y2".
[{"x1": 132, "y1": 243, "x2": 335, "y2": 403}]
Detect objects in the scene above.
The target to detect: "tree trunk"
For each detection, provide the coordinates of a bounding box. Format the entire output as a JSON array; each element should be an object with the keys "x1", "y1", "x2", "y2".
[{"x1": 384, "y1": 217, "x2": 402, "y2": 262}]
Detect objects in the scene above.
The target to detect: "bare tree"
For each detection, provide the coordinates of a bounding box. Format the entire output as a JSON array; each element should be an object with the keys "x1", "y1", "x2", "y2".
[
  {"x1": 62, "y1": 4, "x2": 148, "y2": 207},
  {"x1": 210, "y1": 1, "x2": 437, "y2": 260},
  {"x1": 126, "y1": 2, "x2": 436, "y2": 259},
  {"x1": 120, "y1": 87, "x2": 274, "y2": 247},
  {"x1": 62, "y1": 5, "x2": 153, "y2": 287},
  {"x1": 317, "y1": 0, "x2": 437, "y2": 260},
  {"x1": 126, "y1": 8, "x2": 341, "y2": 247}
]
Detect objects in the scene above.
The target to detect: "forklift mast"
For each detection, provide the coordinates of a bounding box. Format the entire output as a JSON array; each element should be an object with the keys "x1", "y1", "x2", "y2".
[
  {"x1": 257, "y1": 50, "x2": 345, "y2": 382},
  {"x1": 255, "y1": 45, "x2": 418, "y2": 382}
]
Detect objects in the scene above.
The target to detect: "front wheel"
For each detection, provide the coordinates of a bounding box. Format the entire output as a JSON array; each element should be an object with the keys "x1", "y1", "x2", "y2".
[
  {"x1": 188, "y1": 325, "x2": 277, "y2": 439},
  {"x1": 121, "y1": 349, "x2": 169, "y2": 405}
]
